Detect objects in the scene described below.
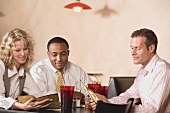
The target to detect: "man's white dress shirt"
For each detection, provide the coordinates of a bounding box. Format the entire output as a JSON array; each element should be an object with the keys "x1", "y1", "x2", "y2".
[{"x1": 30, "y1": 58, "x2": 92, "y2": 96}]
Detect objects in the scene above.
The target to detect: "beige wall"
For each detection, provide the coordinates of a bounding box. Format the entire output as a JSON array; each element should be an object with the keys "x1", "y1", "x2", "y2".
[{"x1": 0, "y1": 0, "x2": 170, "y2": 85}]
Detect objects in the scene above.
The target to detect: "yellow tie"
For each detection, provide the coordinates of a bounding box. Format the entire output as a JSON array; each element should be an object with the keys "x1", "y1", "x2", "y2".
[{"x1": 56, "y1": 70, "x2": 64, "y2": 92}]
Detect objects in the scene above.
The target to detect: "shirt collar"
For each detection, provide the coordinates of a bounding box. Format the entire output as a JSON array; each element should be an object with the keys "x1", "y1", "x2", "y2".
[
  {"x1": 8, "y1": 66, "x2": 25, "y2": 78},
  {"x1": 144, "y1": 54, "x2": 159, "y2": 72},
  {"x1": 140, "y1": 54, "x2": 159, "y2": 76},
  {"x1": 48, "y1": 58, "x2": 67, "y2": 73}
]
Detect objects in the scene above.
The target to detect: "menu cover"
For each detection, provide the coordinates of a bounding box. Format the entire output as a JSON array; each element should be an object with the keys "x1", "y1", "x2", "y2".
[{"x1": 18, "y1": 93, "x2": 60, "y2": 109}]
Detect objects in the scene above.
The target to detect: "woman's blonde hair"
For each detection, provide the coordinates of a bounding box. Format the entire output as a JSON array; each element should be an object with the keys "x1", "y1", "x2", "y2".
[{"x1": 0, "y1": 28, "x2": 35, "y2": 70}]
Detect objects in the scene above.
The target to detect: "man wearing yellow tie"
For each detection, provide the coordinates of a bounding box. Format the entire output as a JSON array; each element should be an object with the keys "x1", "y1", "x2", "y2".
[{"x1": 30, "y1": 37, "x2": 92, "y2": 100}]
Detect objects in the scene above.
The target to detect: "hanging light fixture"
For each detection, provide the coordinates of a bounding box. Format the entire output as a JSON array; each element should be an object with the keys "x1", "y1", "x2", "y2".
[{"x1": 64, "y1": 0, "x2": 91, "y2": 13}]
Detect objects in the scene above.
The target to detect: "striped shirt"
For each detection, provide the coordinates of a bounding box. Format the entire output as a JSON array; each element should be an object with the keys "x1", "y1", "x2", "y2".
[{"x1": 108, "y1": 54, "x2": 170, "y2": 113}]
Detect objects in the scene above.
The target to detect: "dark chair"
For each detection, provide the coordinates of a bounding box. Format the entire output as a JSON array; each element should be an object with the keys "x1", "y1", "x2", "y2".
[
  {"x1": 95, "y1": 98, "x2": 134, "y2": 113},
  {"x1": 108, "y1": 77, "x2": 135, "y2": 98}
]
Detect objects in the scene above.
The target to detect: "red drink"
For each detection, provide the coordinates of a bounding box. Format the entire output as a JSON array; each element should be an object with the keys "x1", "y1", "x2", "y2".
[
  {"x1": 95, "y1": 86, "x2": 108, "y2": 98},
  {"x1": 100, "y1": 86, "x2": 108, "y2": 97},
  {"x1": 88, "y1": 84, "x2": 101, "y2": 93},
  {"x1": 60, "y1": 86, "x2": 74, "y2": 113}
]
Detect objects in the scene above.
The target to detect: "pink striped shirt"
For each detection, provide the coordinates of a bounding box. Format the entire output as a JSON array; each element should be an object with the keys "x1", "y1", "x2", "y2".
[{"x1": 108, "y1": 54, "x2": 170, "y2": 113}]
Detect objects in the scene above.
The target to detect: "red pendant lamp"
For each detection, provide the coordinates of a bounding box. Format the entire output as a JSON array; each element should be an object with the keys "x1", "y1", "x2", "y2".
[{"x1": 64, "y1": 0, "x2": 91, "y2": 12}]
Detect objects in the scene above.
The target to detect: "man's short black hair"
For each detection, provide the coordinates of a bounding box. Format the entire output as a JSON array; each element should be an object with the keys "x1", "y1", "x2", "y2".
[{"x1": 47, "y1": 37, "x2": 69, "y2": 51}]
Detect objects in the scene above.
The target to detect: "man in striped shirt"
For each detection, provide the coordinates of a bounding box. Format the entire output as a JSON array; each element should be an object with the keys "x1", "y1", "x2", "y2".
[{"x1": 90, "y1": 28, "x2": 170, "y2": 113}]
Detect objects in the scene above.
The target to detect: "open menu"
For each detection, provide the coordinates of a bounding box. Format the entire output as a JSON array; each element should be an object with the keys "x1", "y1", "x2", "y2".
[{"x1": 18, "y1": 93, "x2": 60, "y2": 109}]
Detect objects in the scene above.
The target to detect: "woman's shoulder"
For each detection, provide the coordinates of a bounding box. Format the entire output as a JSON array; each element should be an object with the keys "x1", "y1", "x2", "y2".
[
  {"x1": 0, "y1": 60, "x2": 5, "y2": 69},
  {"x1": 0, "y1": 60, "x2": 5, "y2": 76}
]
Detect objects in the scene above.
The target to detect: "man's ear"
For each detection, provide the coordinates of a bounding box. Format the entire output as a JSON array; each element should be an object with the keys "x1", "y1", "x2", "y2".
[
  {"x1": 68, "y1": 50, "x2": 70, "y2": 56},
  {"x1": 47, "y1": 51, "x2": 50, "y2": 57},
  {"x1": 149, "y1": 44, "x2": 155, "y2": 53}
]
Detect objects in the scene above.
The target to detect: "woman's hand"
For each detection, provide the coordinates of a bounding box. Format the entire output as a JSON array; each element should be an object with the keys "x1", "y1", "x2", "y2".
[{"x1": 12, "y1": 98, "x2": 53, "y2": 110}]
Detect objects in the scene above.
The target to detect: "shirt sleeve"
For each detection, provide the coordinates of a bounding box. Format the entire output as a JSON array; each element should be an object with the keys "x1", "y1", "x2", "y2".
[
  {"x1": 30, "y1": 65, "x2": 50, "y2": 94},
  {"x1": 25, "y1": 70, "x2": 47, "y2": 97},
  {"x1": 108, "y1": 76, "x2": 140, "y2": 104},
  {"x1": 0, "y1": 60, "x2": 17, "y2": 109},
  {"x1": 79, "y1": 68, "x2": 92, "y2": 97}
]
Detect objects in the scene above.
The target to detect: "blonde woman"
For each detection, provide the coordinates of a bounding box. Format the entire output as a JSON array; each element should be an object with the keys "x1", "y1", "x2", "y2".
[{"x1": 0, "y1": 28, "x2": 53, "y2": 110}]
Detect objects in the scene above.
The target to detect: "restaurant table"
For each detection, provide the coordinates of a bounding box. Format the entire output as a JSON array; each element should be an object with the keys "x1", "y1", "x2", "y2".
[{"x1": 0, "y1": 107, "x2": 95, "y2": 113}]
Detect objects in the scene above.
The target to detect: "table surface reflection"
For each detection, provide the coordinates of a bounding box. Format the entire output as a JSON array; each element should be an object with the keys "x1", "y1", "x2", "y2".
[{"x1": 0, "y1": 107, "x2": 95, "y2": 113}]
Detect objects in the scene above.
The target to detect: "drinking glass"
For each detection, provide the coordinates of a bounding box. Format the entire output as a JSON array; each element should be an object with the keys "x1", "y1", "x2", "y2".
[
  {"x1": 95, "y1": 86, "x2": 108, "y2": 97},
  {"x1": 60, "y1": 86, "x2": 74, "y2": 113},
  {"x1": 88, "y1": 84, "x2": 101, "y2": 93}
]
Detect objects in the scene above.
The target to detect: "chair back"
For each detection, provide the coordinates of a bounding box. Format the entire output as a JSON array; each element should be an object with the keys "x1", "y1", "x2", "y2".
[
  {"x1": 95, "y1": 98, "x2": 134, "y2": 113},
  {"x1": 108, "y1": 77, "x2": 135, "y2": 98}
]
